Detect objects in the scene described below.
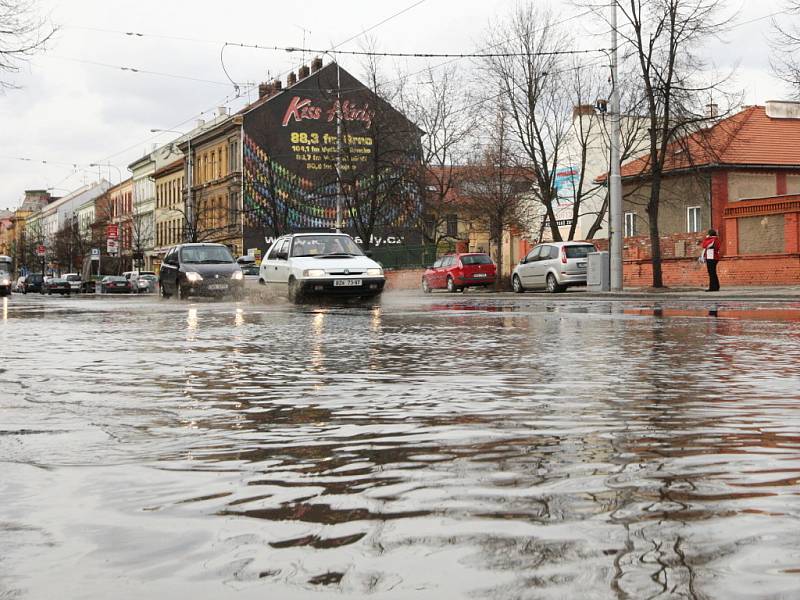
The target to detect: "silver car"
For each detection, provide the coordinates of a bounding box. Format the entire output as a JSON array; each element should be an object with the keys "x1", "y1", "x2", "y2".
[{"x1": 512, "y1": 241, "x2": 597, "y2": 293}]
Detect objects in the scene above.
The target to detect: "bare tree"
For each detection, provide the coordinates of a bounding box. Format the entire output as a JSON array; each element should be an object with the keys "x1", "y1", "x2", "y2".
[
  {"x1": 334, "y1": 46, "x2": 421, "y2": 250},
  {"x1": 0, "y1": 0, "x2": 56, "y2": 89},
  {"x1": 399, "y1": 65, "x2": 478, "y2": 247},
  {"x1": 482, "y1": 5, "x2": 591, "y2": 243},
  {"x1": 461, "y1": 105, "x2": 533, "y2": 289},
  {"x1": 579, "y1": 0, "x2": 736, "y2": 287},
  {"x1": 771, "y1": 1, "x2": 800, "y2": 97}
]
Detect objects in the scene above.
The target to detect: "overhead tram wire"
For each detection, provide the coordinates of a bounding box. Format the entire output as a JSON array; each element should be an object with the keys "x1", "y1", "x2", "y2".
[
  {"x1": 48, "y1": 56, "x2": 241, "y2": 87},
  {"x1": 96, "y1": 1, "x2": 430, "y2": 166}
]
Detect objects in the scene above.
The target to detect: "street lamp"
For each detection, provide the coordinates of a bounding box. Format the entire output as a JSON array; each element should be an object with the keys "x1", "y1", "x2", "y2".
[
  {"x1": 89, "y1": 162, "x2": 122, "y2": 184},
  {"x1": 150, "y1": 128, "x2": 193, "y2": 241},
  {"x1": 286, "y1": 48, "x2": 343, "y2": 232}
]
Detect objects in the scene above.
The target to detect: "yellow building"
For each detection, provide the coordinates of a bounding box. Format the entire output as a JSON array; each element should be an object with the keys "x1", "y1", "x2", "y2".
[
  {"x1": 178, "y1": 114, "x2": 243, "y2": 257},
  {"x1": 154, "y1": 158, "x2": 186, "y2": 272}
]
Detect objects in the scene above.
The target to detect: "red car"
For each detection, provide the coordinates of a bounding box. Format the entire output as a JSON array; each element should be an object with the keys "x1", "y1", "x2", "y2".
[{"x1": 422, "y1": 253, "x2": 496, "y2": 293}]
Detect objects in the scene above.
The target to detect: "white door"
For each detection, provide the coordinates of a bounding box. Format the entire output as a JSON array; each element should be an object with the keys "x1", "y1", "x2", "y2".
[{"x1": 519, "y1": 246, "x2": 542, "y2": 286}]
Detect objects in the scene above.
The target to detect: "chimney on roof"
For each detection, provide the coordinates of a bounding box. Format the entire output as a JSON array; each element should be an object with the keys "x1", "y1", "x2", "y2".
[
  {"x1": 196, "y1": 118, "x2": 205, "y2": 129},
  {"x1": 287, "y1": 71, "x2": 297, "y2": 87},
  {"x1": 572, "y1": 104, "x2": 596, "y2": 120},
  {"x1": 298, "y1": 64, "x2": 310, "y2": 79},
  {"x1": 705, "y1": 103, "x2": 719, "y2": 119},
  {"x1": 258, "y1": 82, "x2": 270, "y2": 98},
  {"x1": 273, "y1": 79, "x2": 282, "y2": 91},
  {"x1": 217, "y1": 106, "x2": 228, "y2": 117},
  {"x1": 311, "y1": 56, "x2": 323, "y2": 73},
  {"x1": 765, "y1": 100, "x2": 800, "y2": 119}
]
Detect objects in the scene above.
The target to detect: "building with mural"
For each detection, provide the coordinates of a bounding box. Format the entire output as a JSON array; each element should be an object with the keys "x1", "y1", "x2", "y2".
[{"x1": 240, "y1": 58, "x2": 423, "y2": 255}]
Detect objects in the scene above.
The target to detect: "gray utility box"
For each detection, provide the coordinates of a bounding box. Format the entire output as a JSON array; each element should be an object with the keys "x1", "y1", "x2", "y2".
[{"x1": 586, "y1": 251, "x2": 610, "y2": 292}]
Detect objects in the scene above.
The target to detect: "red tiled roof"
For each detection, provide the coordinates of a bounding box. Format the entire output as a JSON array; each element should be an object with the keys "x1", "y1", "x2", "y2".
[{"x1": 619, "y1": 106, "x2": 800, "y2": 179}]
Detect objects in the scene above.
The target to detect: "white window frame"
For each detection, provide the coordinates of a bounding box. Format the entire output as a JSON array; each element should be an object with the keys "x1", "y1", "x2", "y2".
[
  {"x1": 624, "y1": 212, "x2": 636, "y2": 237},
  {"x1": 687, "y1": 206, "x2": 701, "y2": 233}
]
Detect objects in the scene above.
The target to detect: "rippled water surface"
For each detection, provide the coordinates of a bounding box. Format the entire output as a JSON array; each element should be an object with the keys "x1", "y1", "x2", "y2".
[{"x1": 1, "y1": 293, "x2": 799, "y2": 599}]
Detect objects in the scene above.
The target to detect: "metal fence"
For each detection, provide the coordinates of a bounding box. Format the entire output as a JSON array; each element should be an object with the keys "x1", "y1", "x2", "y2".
[{"x1": 370, "y1": 244, "x2": 440, "y2": 270}]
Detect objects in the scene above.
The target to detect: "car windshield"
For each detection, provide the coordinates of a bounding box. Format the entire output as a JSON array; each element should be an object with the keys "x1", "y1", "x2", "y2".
[
  {"x1": 28, "y1": 274, "x2": 43, "y2": 282},
  {"x1": 461, "y1": 254, "x2": 492, "y2": 265},
  {"x1": 139, "y1": 275, "x2": 157, "y2": 281},
  {"x1": 106, "y1": 277, "x2": 125, "y2": 282},
  {"x1": 291, "y1": 235, "x2": 364, "y2": 257},
  {"x1": 180, "y1": 246, "x2": 234, "y2": 264},
  {"x1": 66, "y1": 275, "x2": 80, "y2": 281},
  {"x1": 564, "y1": 245, "x2": 596, "y2": 259}
]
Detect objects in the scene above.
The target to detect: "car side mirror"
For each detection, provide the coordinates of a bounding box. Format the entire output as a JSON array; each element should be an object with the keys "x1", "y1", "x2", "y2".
[{"x1": 519, "y1": 258, "x2": 526, "y2": 264}]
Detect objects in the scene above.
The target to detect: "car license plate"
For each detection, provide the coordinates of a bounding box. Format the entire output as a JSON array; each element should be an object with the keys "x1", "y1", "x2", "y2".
[
  {"x1": 334, "y1": 279, "x2": 362, "y2": 287},
  {"x1": 208, "y1": 283, "x2": 228, "y2": 290},
  {"x1": 578, "y1": 262, "x2": 587, "y2": 269},
  {"x1": 473, "y1": 273, "x2": 487, "y2": 278}
]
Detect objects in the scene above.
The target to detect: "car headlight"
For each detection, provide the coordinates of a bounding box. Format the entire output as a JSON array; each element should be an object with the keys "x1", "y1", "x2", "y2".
[
  {"x1": 303, "y1": 269, "x2": 326, "y2": 277},
  {"x1": 231, "y1": 271, "x2": 243, "y2": 280},
  {"x1": 0, "y1": 278, "x2": 9, "y2": 286},
  {"x1": 185, "y1": 271, "x2": 203, "y2": 282},
  {"x1": 366, "y1": 268, "x2": 383, "y2": 277}
]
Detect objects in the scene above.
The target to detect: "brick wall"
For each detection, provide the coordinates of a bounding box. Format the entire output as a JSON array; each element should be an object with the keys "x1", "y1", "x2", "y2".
[
  {"x1": 385, "y1": 268, "x2": 425, "y2": 291},
  {"x1": 589, "y1": 232, "x2": 800, "y2": 287},
  {"x1": 623, "y1": 254, "x2": 800, "y2": 287}
]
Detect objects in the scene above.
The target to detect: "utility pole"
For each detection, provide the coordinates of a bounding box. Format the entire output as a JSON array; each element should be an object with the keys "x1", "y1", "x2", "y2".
[
  {"x1": 334, "y1": 60, "x2": 343, "y2": 233},
  {"x1": 609, "y1": 2, "x2": 624, "y2": 291}
]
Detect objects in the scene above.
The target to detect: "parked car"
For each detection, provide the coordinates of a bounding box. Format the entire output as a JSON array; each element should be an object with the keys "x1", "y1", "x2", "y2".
[
  {"x1": 0, "y1": 255, "x2": 12, "y2": 296},
  {"x1": 43, "y1": 277, "x2": 72, "y2": 295},
  {"x1": 63, "y1": 273, "x2": 82, "y2": 293},
  {"x1": 101, "y1": 275, "x2": 133, "y2": 294},
  {"x1": 422, "y1": 252, "x2": 496, "y2": 293},
  {"x1": 136, "y1": 273, "x2": 158, "y2": 293},
  {"x1": 259, "y1": 233, "x2": 385, "y2": 302},
  {"x1": 512, "y1": 241, "x2": 597, "y2": 293},
  {"x1": 159, "y1": 243, "x2": 244, "y2": 300},
  {"x1": 21, "y1": 273, "x2": 44, "y2": 294}
]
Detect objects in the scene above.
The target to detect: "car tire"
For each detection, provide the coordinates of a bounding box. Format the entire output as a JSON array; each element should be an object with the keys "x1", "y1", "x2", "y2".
[
  {"x1": 546, "y1": 273, "x2": 564, "y2": 294},
  {"x1": 177, "y1": 281, "x2": 187, "y2": 300},
  {"x1": 512, "y1": 275, "x2": 524, "y2": 293},
  {"x1": 422, "y1": 277, "x2": 431, "y2": 294},
  {"x1": 446, "y1": 276, "x2": 457, "y2": 293},
  {"x1": 287, "y1": 277, "x2": 302, "y2": 303}
]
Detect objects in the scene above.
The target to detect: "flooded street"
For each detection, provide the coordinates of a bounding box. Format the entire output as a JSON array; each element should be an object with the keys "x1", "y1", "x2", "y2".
[{"x1": 1, "y1": 292, "x2": 799, "y2": 599}]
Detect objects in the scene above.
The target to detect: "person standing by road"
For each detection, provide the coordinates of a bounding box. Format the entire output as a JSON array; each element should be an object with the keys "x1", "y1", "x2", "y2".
[{"x1": 701, "y1": 229, "x2": 722, "y2": 292}]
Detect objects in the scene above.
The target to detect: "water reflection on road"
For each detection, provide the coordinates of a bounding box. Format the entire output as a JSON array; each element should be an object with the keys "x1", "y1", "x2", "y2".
[{"x1": 1, "y1": 293, "x2": 799, "y2": 599}]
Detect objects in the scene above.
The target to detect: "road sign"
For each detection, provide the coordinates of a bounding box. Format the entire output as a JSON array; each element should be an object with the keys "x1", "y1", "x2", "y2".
[
  {"x1": 91, "y1": 248, "x2": 100, "y2": 256},
  {"x1": 107, "y1": 239, "x2": 119, "y2": 254},
  {"x1": 36, "y1": 245, "x2": 46, "y2": 257},
  {"x1": 106, "y1": 224, "x2": 119, "y2": 239}
]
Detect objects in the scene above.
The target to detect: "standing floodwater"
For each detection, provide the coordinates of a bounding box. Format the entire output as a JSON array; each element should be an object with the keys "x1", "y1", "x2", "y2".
[{"x1": 1, "y1": 294, "x2": 799, "y2": 599}]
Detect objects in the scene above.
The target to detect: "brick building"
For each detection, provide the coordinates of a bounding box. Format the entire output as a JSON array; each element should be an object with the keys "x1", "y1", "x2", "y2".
[{"x1": 615, "y1": 101, "x2": 800, "y2": 286}]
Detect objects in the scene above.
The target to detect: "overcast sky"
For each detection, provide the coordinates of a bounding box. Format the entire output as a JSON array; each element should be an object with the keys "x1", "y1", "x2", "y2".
[{"x1": 0, "y1": 0, "x2": 793, "y2": 210}]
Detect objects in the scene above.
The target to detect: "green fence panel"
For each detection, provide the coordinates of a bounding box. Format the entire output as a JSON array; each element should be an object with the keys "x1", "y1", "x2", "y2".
[{"x1": 371, "y1": 244, "x2": 439, "y2": 270}]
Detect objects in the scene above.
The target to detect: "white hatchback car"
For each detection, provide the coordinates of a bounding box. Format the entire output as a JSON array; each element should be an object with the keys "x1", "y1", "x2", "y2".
[
  {"x1": 512, "y1": 241, "x2": 597, "y2": 293},
  {"x1": 259, "y1": 233, "x2": 386, "y2": 301}
]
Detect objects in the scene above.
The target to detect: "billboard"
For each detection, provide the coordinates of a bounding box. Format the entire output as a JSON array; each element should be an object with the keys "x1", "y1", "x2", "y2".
[
  {"x1": 553, "y1": 166, "x2": 580, "y2": 207},
  {"x1": 242, "y1": 62, "x2": 422, "y2": 251}
]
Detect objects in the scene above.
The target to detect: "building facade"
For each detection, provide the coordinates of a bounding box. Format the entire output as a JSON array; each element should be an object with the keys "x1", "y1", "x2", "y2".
[
  {"x1": 178, "y1": 112, "x2": 243, "y2": 257},
  {"x1": 153, "y1": 159, "x2": 185, "y2": 272}
]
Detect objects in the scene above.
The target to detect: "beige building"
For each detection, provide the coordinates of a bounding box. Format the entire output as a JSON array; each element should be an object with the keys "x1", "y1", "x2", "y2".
[
  {"x1": 178, "y1": 113, "x2": 243, "y2": 257},
  {"x1": 153, "y1": 159, "x2": 185, "y2": 273}
]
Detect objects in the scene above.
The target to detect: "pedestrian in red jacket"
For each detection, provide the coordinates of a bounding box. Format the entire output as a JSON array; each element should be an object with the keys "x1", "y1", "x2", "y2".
[{"x1": 701, "y1": 229, "x2": 722, "y2": 291}]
